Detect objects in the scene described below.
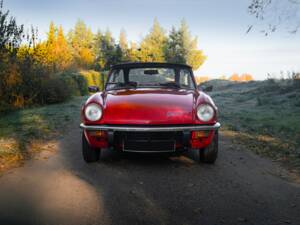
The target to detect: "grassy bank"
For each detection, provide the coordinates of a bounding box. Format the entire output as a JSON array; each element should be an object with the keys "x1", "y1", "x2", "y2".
[
  {"x1": 205, "y1": 79, "x2": 300, "y2": 171},
  {"x1": 0, "y1": 96, "x2": 86, "y2": 174}
]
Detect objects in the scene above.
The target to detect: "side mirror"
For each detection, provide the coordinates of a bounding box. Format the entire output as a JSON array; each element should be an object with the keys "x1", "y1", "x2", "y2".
[
  {"x1": 88, "y1": 86, "x2": 100, "y2": 93},
  {"x1": 197, "y1": 85, "x2": 213, "y2": 92}
]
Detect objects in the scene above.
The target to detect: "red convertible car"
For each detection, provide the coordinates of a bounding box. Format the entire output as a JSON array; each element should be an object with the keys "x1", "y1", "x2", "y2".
[{"x1": 80, "y1": 62, "x2": 221, "y2": 163}]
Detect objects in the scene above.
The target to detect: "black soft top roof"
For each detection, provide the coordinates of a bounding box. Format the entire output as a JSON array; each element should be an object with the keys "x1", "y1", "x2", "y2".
[{"x1": 111, "y1": 62, "x2": 192, "y2": 70}]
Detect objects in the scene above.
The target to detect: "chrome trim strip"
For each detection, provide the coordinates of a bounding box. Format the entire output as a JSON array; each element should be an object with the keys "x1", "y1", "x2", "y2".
[
  {"x1": 122, "y1": 149, "x2": 176, "y2": 153},
  {"x1": 80, "y1": 122, "x2": 221, "y2": 132}
]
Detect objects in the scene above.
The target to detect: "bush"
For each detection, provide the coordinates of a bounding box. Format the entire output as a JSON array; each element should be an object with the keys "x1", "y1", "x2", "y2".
[
  {"x1": 38, "y1": 76, "x2": 71, "y2": 104},
  {"x1": 38, "y1": 70, "x2": 96, "y2": 104},
  {"x1": 72, "y1": 74, "x2": 88, "y2": 96},
  {"x1": 60, "y1": 74, "x2": 81, "y2": 96},
  {"x1": 80, "y1": 70, "x2": 105, "y2": 90},
  {"x1": 0, "y1": 68, "x2": 103, "y2": 112}
]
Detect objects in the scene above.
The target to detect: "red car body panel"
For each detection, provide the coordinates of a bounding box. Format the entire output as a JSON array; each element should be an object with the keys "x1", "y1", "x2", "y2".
[
  {"x1": 102, "y1": 89, "x2": 194, "y2": 125},
  {"x1": 82, "y1": 89, "x2": 217, "y2": 125}
]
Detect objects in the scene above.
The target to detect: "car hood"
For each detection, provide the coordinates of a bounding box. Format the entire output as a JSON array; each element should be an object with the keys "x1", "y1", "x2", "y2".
[{"x1": 100, "y1": 89, "x2": 197, "y2": 125}]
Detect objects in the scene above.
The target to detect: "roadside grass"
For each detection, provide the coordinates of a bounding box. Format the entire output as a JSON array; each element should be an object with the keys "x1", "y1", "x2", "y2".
[
  {"x1": 0, "y1": 96, "x2": 86, "y2": 174},
  {"x1": 207, "y1": 79, "x2": 300, "y2": 172}
]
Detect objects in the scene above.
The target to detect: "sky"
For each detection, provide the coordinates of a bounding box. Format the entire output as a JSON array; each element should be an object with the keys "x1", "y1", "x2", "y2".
[{"x1": 4, "y1": 0, "x2": 300, "y2": 80}]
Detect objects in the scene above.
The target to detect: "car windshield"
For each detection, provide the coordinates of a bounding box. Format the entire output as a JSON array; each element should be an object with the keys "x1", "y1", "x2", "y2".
[{"x1": 106, "y1": 67, "x2": 195, "y2": 90}]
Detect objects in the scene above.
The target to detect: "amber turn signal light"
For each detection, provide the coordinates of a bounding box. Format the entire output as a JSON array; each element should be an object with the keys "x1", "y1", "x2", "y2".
[
  {"x1": 192, "y1": 131, "x2": 209, "y2": 139},
  {"x1": 88, "y1": 130, "x2": 107, "y2": 138}
]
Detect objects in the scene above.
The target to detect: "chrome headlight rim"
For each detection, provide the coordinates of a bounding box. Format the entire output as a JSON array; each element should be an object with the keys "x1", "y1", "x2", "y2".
[
  {"x1": 84, "y1": 103, "x2": 103, "y2": 122},
  {"x1": 196, "y1": 104, "x2": 215, "y2": 122}
]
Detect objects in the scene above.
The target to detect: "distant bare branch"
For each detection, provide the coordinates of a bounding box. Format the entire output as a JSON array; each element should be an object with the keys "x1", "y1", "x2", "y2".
[{"x1": 248, "y1": 0, "x2": 300, "y2": 34}]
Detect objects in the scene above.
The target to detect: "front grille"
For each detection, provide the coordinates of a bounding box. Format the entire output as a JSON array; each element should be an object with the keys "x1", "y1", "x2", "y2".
[{"x1": 116, "y1": 131, "x2": 182, "y2": 152}]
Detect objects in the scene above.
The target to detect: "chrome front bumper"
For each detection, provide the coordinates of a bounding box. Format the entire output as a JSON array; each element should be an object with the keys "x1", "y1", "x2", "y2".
[{"x1": 80, "y1": 122, "x2": 221, "y2": 132}]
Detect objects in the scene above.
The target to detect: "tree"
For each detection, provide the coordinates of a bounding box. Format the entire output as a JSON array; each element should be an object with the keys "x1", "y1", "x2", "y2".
[
  {"x1": 139, "y1": 18, "x2": 166, "y2": 62},
  {"x1": 102, "y1": 29, "x2": 117, "y2": 69},
  {"x1": 127, "y1": 41, "x2": 140, "y2": 62},
  {"x1": 47, "y1": 22, "x2": 56, "y2": 47},
  {"x1": 119, "y1": 29, "x2": 128, "y2": 51},
  {"x1": 44, "y1": 22, "x2": 73, "y2": 72},
  {"x1": 165, "y1": 27, "x2": 186, "y2": 63},
  {"x1": 93, "y1": 30, "x2": 104, "y2": 69},
  {"x1": 186, "y1": 35, "x2": 206, "y2": 70},
  {"x1": 68, "y1": 19, "x2": 95, "y2": 68},
  {"x1": 165, "y1": 20, "x2": 206, "y2": 70},
  {"x1": 248, "y1": 0, "x2": 300, "y2": 34},
  {"x1": 55, "y1": 25, "x2": 72, "y2": 71},
  {"x1": 240, "y1": 73, "x2": 253, "y2": 82},
  {"x1": 119, "y1": 29, "x2": 129, "y2": 61},
  {"x1": 0, "y1": 0, "x2": 24, "y2": 109},
  {"x1": 0, "y1": 0, "x2": 23, "y2": 50},
  {"x1": 229, "y1": 73, "x2": 240, "y2": 81},
  {"x1": 45, "y1": 22, "x2": 57, "y2": 70}
]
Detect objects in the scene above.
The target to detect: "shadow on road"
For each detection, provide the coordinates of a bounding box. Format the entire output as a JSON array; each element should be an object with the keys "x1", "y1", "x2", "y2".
[{"x1": 1, "y1": 125, "x2": 300, "y2": 225}]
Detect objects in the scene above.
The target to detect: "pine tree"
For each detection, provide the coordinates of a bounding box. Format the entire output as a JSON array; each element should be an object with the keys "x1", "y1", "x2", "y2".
[
  {"x1": 46, "y1": 21, "x2": 57, "y2": 69},
  {"x1": 47, "y1": 22, "x2": 56, "y2": 47},
  {"x1": 165, "y1": 26, "x2": 186, "y2": 63},
  {"x1": 94, "y1": 30, "x2": 104, "y2": 70},
  {"x1": 179, "y1": 19, "x2": 191, "y2": 60},
  {"x1": 68, "y1": 19, "x2": 95, "y2": 68},
  {"x1": 165, "y1": 19, "x2": 206, "y2": 70},
  {"x1": 186, "y1": 36, "x2": 206, "y2": 70},
  {"x1": 0, "y1": 0, "x2": 23, "y2": 50},
  {"x1": 139, "y1": 18, "x2": 166, "y2": 62},
  {"x1": 0, "y1": 0, "x2": 24, "y2": 108},
  {"x1": 127, "y1": 42, "x2": 140, "y2": 62},
  {"x1": 119, "y1": 29, "x2": 128, "y2": 51},
  {"x1": 99, "y1": 29, "x2": 119, "y2": 69},
  {"x1": 55, "y1": 25, "x2": 72, "y2": 71},
  {"x1": 119, "y1": 29, "x2": 129, "y2": 61}
]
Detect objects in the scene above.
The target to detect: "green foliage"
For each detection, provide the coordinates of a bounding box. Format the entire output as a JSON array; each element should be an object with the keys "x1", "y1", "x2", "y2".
[
  {"x1": 68, "y1": 19, "x2": 95, "y2": 68},
  {"x1": 0, "y1": 96, "x2": 86, "y2": 172},
  {"x1": 207, "y1": 79, "x2": 300, "y2": 161},
  {"x1": 38, "y1": 75, "x2": 73, "y2": 104},
  {"x1": 55, "y1": 25, "x2": 73, "y2": 71},
  {"x1": 139, "y1": 19, "x2": 166, "y2": 62},
  {"x1": 0, "y1": 1, "x2": 24, "y2": 110},
  {"x1": 71, "y1": 73, "x2": 89, "y2": 96},
  {"x1": 0, "y1": 0, "x2": 23, "y2": 50},
  {"x1": 0, "y1": 0, "x2": 206, "y2": 112},
  {"x1": 79, "y1": 70, "x2": 100, "y2": 87},
  {"x1": 165, "y1": 20, "x2": 206, "y2": 70},
  {"x1": 119, "y1": 29, "x2": 130, "y2": 61},
  {"x1": 60, "y1": 73, "x2": 81, "y2": 96},
  {"x1": 165, "y1": 27, "x2": 186, "y2": 64},
  {"x1": 94, "y1": 29, "x2": 123, "y2": 70},
  {"x1": 37, "y1": 71, "x2": 98, "y2": 105}
]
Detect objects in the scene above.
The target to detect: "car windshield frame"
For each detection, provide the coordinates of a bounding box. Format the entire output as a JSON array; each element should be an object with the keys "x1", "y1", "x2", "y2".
[{"x1": 105, "y1": 65, "x2": 197, "y2": 91}]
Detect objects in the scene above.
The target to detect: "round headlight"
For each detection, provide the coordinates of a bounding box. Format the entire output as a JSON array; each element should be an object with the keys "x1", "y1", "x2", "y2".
[
  {"x1": 85, "y1": 104, "x2": 102, "y2": 121},
  {"x1": 197, "y1": 104, "x2": 214, "y2": 122}
]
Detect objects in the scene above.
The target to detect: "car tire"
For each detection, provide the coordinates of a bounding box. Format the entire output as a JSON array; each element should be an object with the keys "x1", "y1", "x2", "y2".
[
  {"x1": 82, "y1": 133, "x2": 100, "y2": 163},
  {"x1": 200, "y1": 131, "x2": 218, "y2": 164}
]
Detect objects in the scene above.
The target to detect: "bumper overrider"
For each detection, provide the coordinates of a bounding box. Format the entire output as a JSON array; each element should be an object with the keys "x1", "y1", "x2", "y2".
[{"x1": 80, "y1": 122, "x2": 221, "y2": 152}]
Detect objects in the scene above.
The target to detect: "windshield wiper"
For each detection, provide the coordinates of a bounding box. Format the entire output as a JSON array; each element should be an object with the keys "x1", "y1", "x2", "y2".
[
  {"x1": 106, "y1": 82, "x2": 137, "y2": 90},
  {"x1": 159, "y1": 82, "x2": 181, "y2": 89}
]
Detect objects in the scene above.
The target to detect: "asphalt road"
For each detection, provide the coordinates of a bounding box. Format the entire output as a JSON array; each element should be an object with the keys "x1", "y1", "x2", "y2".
[{"x1": 0, "y1": 123, "x2": 299, "y2": 225}]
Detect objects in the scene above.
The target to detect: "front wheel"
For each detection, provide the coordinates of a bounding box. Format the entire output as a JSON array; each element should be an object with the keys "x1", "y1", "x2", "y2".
[
  {"x1": 200, "y1": 131, "x2": 218, "y2": 164},
  {"x1": 82, "y1": 132, "x2": 100, "y2": 163}
]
